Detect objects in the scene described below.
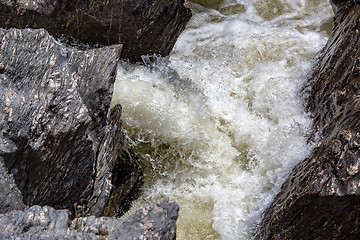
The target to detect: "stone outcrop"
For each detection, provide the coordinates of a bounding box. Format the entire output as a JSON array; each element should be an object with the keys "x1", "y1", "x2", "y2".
[
  {"x1": 0, "y1": 0, "x2": 191, "y2": 235},
  {"x1": 256, "y1": 1, "x2": 360, "y2": 239},
  {"x1": 0, "y1": 28, "x2": 141, "y2": 217},
  {"x1": 0, "y1": 200, "x2": 179, "y2": 240},
  {"x1": 0, "y1": 0, "x2": 192, "y2": 62}
]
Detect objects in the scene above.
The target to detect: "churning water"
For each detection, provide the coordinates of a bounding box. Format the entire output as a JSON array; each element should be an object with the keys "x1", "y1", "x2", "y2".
[{"x1": 111, "y1": 0, "x2": 333, "y2": 239}]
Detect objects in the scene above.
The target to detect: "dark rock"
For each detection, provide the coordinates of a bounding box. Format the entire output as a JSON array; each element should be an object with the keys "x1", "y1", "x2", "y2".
[
  {"x1": 0, "y1": 28, "x2": 141, "y2": 217},
  {"x1": 0, "y1": 200, "x2": 178, "y2": 240},
  {"x1": 0, "y1": 0, "x2": 192, "y2": 62},
  {"x1": 256, "y1": 2, "x2": 360, "y2": 239},
  {"x1": 103, "y1": 149, "x2": 143, "y2": 217},
  {"x1": 330, "y1": 0, "x2": 360, "y2": 13}
]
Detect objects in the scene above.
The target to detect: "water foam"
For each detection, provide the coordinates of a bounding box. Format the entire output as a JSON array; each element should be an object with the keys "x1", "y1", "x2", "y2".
[{"x1": 111, "y1": 0, "x2": 333, "y2": 239}]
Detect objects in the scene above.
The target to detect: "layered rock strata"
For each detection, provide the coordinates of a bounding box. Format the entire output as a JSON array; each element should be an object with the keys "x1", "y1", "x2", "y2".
[
  {"x1": 0, "y1": 28, "x2": 141, "y2": 217},
  {"x1": 0, "y1": 0, "x2": 192, "y2": 62},
  {"x1": 0, "y1": 200, "x2": 178, "y2": 240},
  {"x1": 257, "y1": 0, "x2": 360, "y2": 239}
]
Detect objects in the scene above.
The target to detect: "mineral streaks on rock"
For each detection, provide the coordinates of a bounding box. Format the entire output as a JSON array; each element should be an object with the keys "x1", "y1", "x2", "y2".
[
  {"x1": 0, "y1": 28, "x2": 140, "y2": 216},
  {"x1": 0, "y1": 201, "x2": 178, "y2": 240},
  {"x1": 0, "y1": 0, "x2": 192, "y2": 62},
  {"x1": 256, "y1": 2, "x2": 360, "y2": 239}
]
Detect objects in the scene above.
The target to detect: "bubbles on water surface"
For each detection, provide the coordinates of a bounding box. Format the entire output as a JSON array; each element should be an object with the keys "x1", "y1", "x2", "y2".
[{"x1": 111, "y1": 0, "x2": 333, "y2": 239}]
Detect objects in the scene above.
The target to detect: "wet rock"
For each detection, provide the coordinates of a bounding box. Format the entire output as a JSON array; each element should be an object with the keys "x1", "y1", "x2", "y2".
[
  {"x1": 330, "y1": 0, "x2": 360, "y2": 13},
  {"x1": 0, "y1": 200, "x2": 179, "y2": 239},
  {"x1": 0, "y1": 0, "x2": 192, "y2": 62},
  {"x1": 256, "y1": 2, "x2": 360, "y2": 239},
  {"x1": 0, "y1": 28, "x2": 141, "y2": 216}
]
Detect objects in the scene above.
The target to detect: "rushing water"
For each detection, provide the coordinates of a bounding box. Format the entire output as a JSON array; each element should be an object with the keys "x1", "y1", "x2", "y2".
[{"x1": 111, "y1": 0, "x2": 333, "y2": 239}]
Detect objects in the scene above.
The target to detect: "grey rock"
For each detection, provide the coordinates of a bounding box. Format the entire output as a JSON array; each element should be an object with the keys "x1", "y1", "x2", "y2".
[
  {"x1": 256, "y1": 2, "x2": 360, "y2": 239},
  {"x1": 0, "y1": 28, "x2": 141, "y2": 217},
  {"x1": 0, "y1": 200, "x2": 178, "y2": 240},
  {"x1": 0, "y1": 159, "x2": 26, "y2": 214},
  {"x1": 0, "y1": 0, "x2": 192, "y2": 62},
  {"x1": 110, "y1": 200, "x2": 178, "y2": 239}
]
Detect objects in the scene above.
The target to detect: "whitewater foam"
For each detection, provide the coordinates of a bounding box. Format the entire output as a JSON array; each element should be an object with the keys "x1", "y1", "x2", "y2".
[{"x1": 111, "y1": 0, "x2": 333, "y2": 239}]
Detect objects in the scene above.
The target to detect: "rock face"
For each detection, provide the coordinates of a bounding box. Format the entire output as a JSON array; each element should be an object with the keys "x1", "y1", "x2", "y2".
[
  {"x1": 0, "y1": 0, "x2": 192, "y2": 62},
  {"x1": 0, "y1": 200, "x2": 179, "y2": 240},
  {"x1": 0, "y1": 28, "x2": 141, "y2": 217},
  {"x1": 0, "y1": 160, "x2": 26, "y2": 214},
  {"x1": 330, "y1": 0, "x2": 360, "y2": 13},
  {"x1": 256, "y1": 1, "x2": 360, "y2": 239}
]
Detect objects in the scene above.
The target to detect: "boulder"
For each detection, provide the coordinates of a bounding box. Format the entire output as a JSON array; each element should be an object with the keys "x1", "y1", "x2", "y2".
[
  {"x1": 0, "y1": 200, "x2": 179, "y2": 239},
  {"x1": 0, "y1": 0, "x2": 192, "y2": 62},
  {"x1": 256, "y1": 1, "x2": 360, "y2": 239},
  {"x1": 0, "y1": 28, "x2": 141, "y2": 217}
]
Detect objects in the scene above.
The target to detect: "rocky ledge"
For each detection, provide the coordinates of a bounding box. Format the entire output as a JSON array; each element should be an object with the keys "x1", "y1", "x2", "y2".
[
  {"x1": 256, "y1": 0, "x2": 360, "y2": 239},
  {"x1": 0, "y1": 0, "x2": 191, "y2": 238},
  {"x1": 0, "y1": 27, "x2": 141, "y2": 218},
  {"x1": 0, "y1": 200, "x2": 179, "y2": 240},
  {"x1": 0, "y1": 0, "x2": 192, "y2": 62},
  {"x1": 0, "y1": 17, "x2": 181, "y2": 240}
]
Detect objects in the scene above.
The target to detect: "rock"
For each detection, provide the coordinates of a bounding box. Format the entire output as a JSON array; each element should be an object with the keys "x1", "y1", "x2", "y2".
[
  {"x1": 0, "y1": 0, "x2": 192, "y2": 62},
  {"x1": 99, "y1": 200, "x2": 179, "y2": 240},
  {"x1": 0, "y1": 160, "x2": 26, "y2": 214},
  {"x1": 330, "y1": 0, "x2": 360, "y2": 13},
  {"x1": 0, "y1": 28, "x2": 141, "y2": 217},
  {"x1": 117, "y1": 0, "x2": 192, "y2": 62},
  {"x1": 256, "y1": 1, "x2": 360, "y2": 239},
  {"x1": 0, "y1": 200, "x2": 178, "y2": 240}
]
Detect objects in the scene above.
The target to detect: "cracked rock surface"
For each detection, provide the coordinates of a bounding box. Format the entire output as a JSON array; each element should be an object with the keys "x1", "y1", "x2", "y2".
[
  {"x1": 256, "y1": 1, "x2": 360, "y2": 239},
  {"x1": 0, "y1": 28, "x2": 141, "y2": 217},
  {"x1": 0, "y1": 0, "x2": 192, "y2": 62}
]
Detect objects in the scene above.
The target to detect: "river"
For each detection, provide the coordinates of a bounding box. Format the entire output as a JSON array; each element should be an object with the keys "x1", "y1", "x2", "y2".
[{"x1": 111, "y1": 0, "x2": 333, "y2": 239}]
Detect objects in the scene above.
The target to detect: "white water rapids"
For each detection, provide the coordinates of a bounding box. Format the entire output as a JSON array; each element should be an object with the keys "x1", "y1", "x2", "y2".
[{"x1": 111, "y1": 0, "x2": 333, "y2": 239}]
